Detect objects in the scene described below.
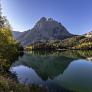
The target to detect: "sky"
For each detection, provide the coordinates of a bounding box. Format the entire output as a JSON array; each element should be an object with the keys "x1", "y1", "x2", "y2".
[{"x1": 1, "y1": 0, "x2": 92, "y2": 34}]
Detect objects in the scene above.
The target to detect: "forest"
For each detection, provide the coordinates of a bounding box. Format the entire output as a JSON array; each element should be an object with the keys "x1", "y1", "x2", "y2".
[{"x1": 26, "y1": 35, "x2": 92, "y2": 50}]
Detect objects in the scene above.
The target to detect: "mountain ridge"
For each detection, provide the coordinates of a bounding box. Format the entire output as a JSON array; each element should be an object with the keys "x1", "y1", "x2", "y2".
[
  {"x1": 84, "y1": 31, "x2": 92, "y2": 37},
  {"x1": 13, "y1": 17, "x2": 74, "y2": 46},
  {"x1": 12, "y1": 31, "x2": 23, "y2": 39}
]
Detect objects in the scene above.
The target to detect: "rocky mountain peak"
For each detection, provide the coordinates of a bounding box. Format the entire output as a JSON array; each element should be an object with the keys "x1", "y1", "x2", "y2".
[
  {"x1": 35, "y1": 17, "x2": 69, "y2": 34},
  {"x1": 37, "y1": 17, "x2": 47, "y2": 23},
  {"x1": 13, "y1": 17, "x2": 74, "y2": 46}
]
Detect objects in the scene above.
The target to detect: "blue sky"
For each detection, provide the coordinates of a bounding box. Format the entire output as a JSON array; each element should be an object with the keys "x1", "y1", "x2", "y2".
[{"x1": 1, "y1": 0, "x2": 92, "y2": 34}]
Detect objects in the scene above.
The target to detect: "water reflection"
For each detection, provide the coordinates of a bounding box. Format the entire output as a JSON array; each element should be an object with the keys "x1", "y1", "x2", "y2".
[
  {"x1": 55, "y1": 59, "x2": 92, "y2": 92},
  {"x1": 10, "y1": 50, "x2": 92, "y2": 92},
  {"x1": 11, "y1": 65, "x2": 43, "y2": 85}
]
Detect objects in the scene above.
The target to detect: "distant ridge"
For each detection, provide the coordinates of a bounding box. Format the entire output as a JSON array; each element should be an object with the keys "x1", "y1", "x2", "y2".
[
  {"x1": 12, "y1": 31, "x2": 23, "y2": 39},
  {"x1": 84, "y1": 31, "x2": 92, "y2": 38}
]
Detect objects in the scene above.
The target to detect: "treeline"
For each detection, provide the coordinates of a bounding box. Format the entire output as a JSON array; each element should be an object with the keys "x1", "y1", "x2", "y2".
[
  {"x1": 0, "y1": 12, "x2": 24, "y2": 72},
  {"x1": 26, "y1": 36, "x2": 92, "y2": 50}
]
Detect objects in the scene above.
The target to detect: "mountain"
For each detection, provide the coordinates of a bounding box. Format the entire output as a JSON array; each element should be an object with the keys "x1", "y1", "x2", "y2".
[
  {"x1": 12, "y1": 31, "x2": 23, "y2": 39},
  {"x1": 15, "y1": 17, "x2": 74, "y2": 46},
  {"x1": 84, "y1": 31, "x2": 92, "y2": 37}
]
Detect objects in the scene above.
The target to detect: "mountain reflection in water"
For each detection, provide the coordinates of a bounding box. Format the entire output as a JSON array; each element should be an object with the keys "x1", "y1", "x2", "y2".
[{"x1": 10, "y1": 50, "x2": 92, "y2": 92}]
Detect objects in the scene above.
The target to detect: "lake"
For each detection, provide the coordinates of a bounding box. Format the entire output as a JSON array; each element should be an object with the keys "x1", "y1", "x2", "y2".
[{"x1": 10, "y1": 50, "x2": 92, "y2": 92}]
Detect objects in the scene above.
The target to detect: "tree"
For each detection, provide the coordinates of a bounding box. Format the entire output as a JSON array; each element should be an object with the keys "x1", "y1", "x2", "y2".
[{"x1": 0, "y1": 0, "x2": 23, "y2": 71}]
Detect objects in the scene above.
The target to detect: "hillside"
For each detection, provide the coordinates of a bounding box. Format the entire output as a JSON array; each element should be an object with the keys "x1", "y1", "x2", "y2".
[
  {"x1": 14, "y1": 17, "x2": 74, "y2": 46},
  {"x1": 59, "y1": 35, "x2": 92, "y2": 49},
  {"x1": 84, "y1": 31, "x2": 92, "y2": 37},
  {"x1": 26, "y1": 35, "x2": 92, "y2": 50}
]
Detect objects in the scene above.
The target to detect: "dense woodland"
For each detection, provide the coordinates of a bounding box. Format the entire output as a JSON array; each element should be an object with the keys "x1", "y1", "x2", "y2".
[{"x1": 26, "y1": 35, "x2": 92, "y2": 50}]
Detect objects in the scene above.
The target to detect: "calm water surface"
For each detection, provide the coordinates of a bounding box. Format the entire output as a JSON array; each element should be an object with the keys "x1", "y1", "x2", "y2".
[{"x1": 10, "y1": 50, "x2": 92, "y2": 92}]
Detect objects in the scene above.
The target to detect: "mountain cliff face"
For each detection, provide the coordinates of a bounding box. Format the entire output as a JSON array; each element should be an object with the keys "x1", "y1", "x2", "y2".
[{"x1": 14, "y1": 17, "x2": 73, "y2": 46}]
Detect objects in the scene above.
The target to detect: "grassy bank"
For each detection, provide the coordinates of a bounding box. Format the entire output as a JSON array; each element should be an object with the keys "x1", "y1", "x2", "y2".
[{"x1": 0, "y1": 73, "x2": 47, "y2": 92}]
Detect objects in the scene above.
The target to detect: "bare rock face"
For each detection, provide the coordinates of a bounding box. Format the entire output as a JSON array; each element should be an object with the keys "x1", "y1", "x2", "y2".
[{"x1": 13, "y1": 17, "x2": 73, "y2": 46}]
